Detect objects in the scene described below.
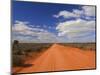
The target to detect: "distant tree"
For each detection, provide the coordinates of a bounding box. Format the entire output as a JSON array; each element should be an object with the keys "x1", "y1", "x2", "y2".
[
  {"x1": 13, "y1": 40, "x2": 19, "y2": 44},
  {"x1": 13, "y1": 40, "x2": 22, "y2": 55}
]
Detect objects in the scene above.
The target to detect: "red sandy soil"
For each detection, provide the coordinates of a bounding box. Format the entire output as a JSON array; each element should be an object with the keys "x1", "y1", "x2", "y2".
[{"x1": 13, "y1": 44, "x2": 96, "y2": 74}]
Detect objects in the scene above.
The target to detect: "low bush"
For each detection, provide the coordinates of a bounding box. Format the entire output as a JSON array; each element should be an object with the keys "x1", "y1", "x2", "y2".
[{"x1": 12, "y1": 55, "x2": 25, "y2": 67}]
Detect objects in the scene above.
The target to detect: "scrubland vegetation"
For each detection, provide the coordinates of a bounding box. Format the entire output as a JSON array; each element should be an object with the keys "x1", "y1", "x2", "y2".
[{"x1": 12, "y1": 40, "x2": 96, "y2": 67}]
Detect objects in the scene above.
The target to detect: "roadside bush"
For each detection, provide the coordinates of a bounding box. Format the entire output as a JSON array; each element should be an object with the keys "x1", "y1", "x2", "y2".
[{"x1": 12, "y1": 55, "x2": 25, "y2": 67}]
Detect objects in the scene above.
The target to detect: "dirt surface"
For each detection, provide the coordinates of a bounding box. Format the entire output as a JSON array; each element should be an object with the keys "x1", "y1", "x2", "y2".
[{"x1": 13, "y1": 44, "x2": 96, "y2": 74}]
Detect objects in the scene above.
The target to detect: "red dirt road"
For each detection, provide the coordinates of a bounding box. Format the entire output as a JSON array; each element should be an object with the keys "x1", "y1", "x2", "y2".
[{"x1": 14, "y1": 44, "x2": 96, "y2": 73}]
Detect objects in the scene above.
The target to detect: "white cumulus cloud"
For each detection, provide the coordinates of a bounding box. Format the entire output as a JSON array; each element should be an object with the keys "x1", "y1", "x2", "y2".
[
  {"x1": 53, "y1": 10, "x2": 80, "y2": 18},
  {"x1": 53, "y1": 6, "x2": 95, "y2": 19},
  {"x1": 56, "y1": 19, "x2": 95, "y2": 42},
  {"x1": 12, "y1": 20, "x2": 58, "y2": 43},
  {"x1": 82, "y1": 6, "x2": 95, "y2": 16}
]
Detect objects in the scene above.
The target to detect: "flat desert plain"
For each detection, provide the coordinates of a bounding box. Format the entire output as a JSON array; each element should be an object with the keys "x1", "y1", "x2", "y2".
[{"x1": 12, "y1": 43, "x2": 96, "y2": 74}]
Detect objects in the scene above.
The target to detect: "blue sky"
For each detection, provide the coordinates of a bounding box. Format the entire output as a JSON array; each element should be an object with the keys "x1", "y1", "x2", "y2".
[{"x1": 12, "y1": 1, "x2": 96, "y2": 43}]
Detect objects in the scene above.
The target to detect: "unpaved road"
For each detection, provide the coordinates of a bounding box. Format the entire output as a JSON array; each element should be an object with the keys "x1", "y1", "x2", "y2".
[{"x1": 13, "y1": 44, "x2": 96, "y2": 73}]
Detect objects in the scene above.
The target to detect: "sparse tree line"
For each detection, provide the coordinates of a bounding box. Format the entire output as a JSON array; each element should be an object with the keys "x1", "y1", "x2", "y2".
[{"x1": 12, "y1": 40, "x2": 52, "y2": 66}]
